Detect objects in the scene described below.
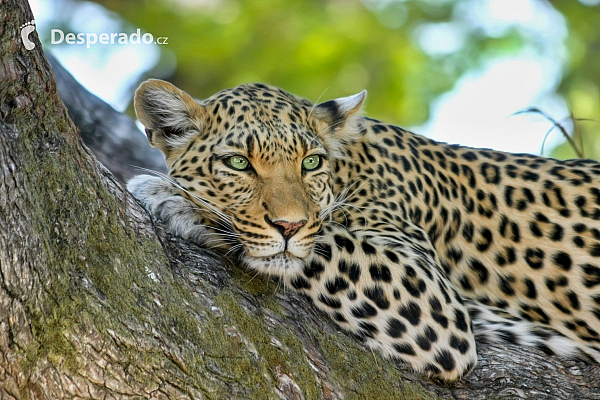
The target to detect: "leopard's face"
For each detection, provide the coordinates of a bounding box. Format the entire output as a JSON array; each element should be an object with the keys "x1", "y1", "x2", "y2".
[
  {"x1": 133, "y1": 81, "x2": 364, "y2": 276},
  {"x1": 173, "y1": 110, "x2": 335, "y2": 275}
]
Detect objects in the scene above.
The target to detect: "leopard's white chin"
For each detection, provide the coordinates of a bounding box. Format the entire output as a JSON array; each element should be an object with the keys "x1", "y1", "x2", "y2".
[{"x1": 242, "y1": 252, "x2": 305, "y2": 278}]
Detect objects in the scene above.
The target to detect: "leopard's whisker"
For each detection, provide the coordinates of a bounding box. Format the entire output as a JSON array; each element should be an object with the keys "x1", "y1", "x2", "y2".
[
  {"x1": 225, "y1": 243, "x2": 245, "y2": 257},
  {"x1": 245, "y1": 269, "x2": 263, "y2": 287},
  {"x1": 307, "y1": 86, "x2": 331, "y2": 122}
]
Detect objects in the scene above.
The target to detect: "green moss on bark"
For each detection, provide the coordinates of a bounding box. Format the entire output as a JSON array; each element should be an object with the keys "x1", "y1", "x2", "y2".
[
  {"x1": 316, "y1": 329, "x2": 437, "y2": 400},
  {"x1": 17, "y1": 120, "x2": 206, "y2": 384},
  {"x1": 212, "y1": 291, "x2": 321, "y2": 399}
]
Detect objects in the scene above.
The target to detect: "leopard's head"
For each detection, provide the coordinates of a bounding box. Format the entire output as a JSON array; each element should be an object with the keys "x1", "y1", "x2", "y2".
[{"x1": 134, "y1": 80, "x2": 365, "y2": 277}]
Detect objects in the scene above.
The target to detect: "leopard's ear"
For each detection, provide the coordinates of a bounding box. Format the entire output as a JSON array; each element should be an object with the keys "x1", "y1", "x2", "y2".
[
  {"x1": 313, "y1": 90, "x2": 367, "y2": 131},
  {"x1": 312, "y1": 90, "x2": 367, "y2": 157},
  {"x1": 134, "y1": 79, "x2": 205, "y2": 158}
]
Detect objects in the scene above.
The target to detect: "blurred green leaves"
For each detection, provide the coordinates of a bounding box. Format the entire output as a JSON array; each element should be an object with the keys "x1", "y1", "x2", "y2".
[
  {"x1": 89, "y1": 0, "x2": 598, "y2": 158},
  {"x1": 93, "y1": 0, "x2": 457, "y2": 124},
  {"x1": 552, "y1": 1, "x2": 600, "y2": 159}
]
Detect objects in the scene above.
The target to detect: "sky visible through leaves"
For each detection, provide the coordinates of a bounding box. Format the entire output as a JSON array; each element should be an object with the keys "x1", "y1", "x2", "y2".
[{"x1": 31, "y1": 0, "x2": 600, "y2": 160}]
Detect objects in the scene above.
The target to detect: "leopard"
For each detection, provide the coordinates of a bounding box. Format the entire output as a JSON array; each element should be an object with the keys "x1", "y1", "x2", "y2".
[{"x1": 127, "y1": 79, "x2": 600, "y2": 380}]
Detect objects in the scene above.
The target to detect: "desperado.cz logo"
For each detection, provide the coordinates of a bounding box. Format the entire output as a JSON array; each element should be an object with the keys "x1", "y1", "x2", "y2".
[
  {"x1": 50, "y1": 29, "x2": 168, "y2": 48},
  {"x1": 20, "y1": 19, "x2": 36, "y2": 50}
]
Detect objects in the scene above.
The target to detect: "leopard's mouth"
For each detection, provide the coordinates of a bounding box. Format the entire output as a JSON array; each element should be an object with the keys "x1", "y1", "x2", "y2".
[{"x1": 241, "y1": 251, "x2": 305, "y2": 277}]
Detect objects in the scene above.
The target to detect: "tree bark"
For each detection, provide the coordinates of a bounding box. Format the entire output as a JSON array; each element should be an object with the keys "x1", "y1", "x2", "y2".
[
  {"x1": 1, "y1": 1, "x2": 599, "y2": 399},
  {"x1": 45, "y1": 52, "x2": 168, "y2": 184}
]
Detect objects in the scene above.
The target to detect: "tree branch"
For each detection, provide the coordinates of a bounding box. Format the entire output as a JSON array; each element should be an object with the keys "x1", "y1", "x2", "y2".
[{"x1": 45, "y1": 52, "x2": 167, "y2": 184}]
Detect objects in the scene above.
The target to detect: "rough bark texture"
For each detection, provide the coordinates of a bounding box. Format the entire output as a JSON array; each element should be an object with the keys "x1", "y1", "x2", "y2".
[
  {"x1": 45, "y1": 52, "x2": 168, "y2": 184},
  {"x1": 1, "y1": 1, "x2": 599, "y2": 399}
]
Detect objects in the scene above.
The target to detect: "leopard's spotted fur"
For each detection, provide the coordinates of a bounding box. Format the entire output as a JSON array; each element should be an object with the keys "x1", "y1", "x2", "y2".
[{"x1": 128, "y1": 79, "x2": 600, "y2": 380}]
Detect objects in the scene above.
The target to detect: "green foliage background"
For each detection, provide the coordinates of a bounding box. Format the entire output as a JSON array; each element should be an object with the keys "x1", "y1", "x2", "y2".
[{"x1": 88, "y1": 0, "x2": 599, "y2": 159}]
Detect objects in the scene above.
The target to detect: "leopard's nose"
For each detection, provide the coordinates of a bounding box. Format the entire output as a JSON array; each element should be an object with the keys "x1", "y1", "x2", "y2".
[{"x1": 265, "y1": 215, "x2": 308, "y2": 240}]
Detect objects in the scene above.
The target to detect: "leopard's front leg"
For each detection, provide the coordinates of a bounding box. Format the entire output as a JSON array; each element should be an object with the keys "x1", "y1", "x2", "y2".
[
  {"x1": 289, "y1": 222, "x2": 478, "y2": 380},
  {"x1": 127, "y1": 175, "x2": 213, "y2": 245}
]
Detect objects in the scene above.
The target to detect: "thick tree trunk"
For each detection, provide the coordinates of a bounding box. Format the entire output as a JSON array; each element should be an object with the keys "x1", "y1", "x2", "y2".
[{"x1": 1, "y1": 1, "x2": 599, "y2": 399}]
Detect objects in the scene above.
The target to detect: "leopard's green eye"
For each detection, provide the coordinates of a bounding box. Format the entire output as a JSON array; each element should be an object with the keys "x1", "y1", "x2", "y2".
[
  {"x1": 302, "y1": 155, "x2": 322, "y2": 171},
  {"x1": 225, "y1": 155, "x2": 250, "y2": 170}
]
